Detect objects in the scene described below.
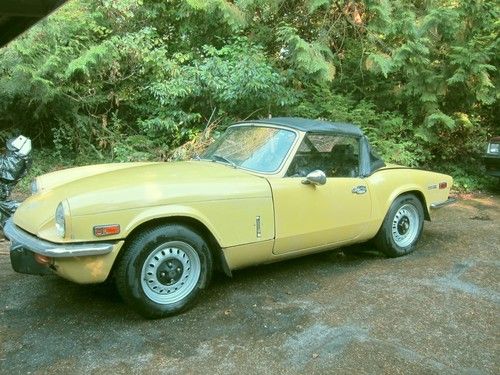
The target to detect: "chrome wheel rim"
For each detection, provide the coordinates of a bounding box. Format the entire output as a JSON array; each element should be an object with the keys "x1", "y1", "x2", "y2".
[
  {"x1": 391, "y1": 204, "x2": 419, "y2": 247},
  {"x1": 140, "y1": 241, "x2": 201, "y2": 304}
]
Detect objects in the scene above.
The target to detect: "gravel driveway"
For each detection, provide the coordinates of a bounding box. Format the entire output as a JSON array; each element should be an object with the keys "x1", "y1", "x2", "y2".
[{"x1": 0, "y1": 194, "x2": 498, "y2": 374}]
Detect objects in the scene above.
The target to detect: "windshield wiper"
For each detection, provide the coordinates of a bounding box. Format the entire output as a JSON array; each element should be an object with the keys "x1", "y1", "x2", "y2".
[{"x1": 212, "y1": 154, "x2": 237, "y2": 168}]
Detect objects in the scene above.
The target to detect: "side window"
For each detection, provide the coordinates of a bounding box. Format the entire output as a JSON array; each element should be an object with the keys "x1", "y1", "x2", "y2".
[{"x1": 286, "y1": 133, "x2": 360, "y2": 178}]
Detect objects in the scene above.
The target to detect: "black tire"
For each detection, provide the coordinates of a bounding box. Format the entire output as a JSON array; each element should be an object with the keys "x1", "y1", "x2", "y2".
[
  {"x1": 374, "y1": 194, "x2": 424, "y2": 257},
  {"x1": 114, "y1": 224, "x2": 213, "y2": 318}
]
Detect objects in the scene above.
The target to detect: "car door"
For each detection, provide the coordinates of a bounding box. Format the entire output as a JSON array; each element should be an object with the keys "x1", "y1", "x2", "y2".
[{"x1": 269, "y1": 133, "x2": 372, "y2": 255}]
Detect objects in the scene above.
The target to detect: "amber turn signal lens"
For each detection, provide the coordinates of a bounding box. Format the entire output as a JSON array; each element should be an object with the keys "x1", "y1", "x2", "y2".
[
  {"x1": 34, "y1": 253, "x2": 52, "y2": 266},
  {"x1": 94, "y1": 224, "x2": 120, "y2": 237},
  {"x1": 439, "y1": 182, "x2": 448, "y2": 189}
]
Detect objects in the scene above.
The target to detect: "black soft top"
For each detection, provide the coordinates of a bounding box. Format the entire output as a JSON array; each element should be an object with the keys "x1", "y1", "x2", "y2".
[{"x1": 236, "y1": 117, "x2": 364, "y2": 137}]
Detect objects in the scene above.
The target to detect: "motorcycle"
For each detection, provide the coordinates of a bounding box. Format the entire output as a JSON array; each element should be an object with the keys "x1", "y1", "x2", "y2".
[{"x1": 0, "y1": 135, "x2": 32, "y2": 228}]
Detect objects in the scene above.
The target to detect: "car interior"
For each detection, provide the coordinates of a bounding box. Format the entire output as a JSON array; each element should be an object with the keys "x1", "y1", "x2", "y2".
[{"x1": 286, "y1": 134, "x2": 359, "y2": 178}]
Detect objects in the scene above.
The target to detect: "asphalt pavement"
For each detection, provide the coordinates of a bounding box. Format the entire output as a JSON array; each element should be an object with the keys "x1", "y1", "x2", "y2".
[{"x1": 0, "y1": 194, "x2": 498, "y2": 374}]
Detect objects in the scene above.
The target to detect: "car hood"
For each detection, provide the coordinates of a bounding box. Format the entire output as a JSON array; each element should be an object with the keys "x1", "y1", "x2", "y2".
[
  {"x1": 14, "y1": 161, "x2": 269, "y2": 237},
  {"x1": 34, "y1": 162, "x2": 154, "y2": 193}
]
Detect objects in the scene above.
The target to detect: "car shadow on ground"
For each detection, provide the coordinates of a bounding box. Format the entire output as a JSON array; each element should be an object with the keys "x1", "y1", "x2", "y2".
[{"x1": 39, "y1": 243, "x2": 386, "y2": 321}]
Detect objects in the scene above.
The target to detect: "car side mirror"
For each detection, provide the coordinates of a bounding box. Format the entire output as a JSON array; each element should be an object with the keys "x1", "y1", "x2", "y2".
[{"x1": 302, "y1": 170, "x2": 326, "y2": 186}]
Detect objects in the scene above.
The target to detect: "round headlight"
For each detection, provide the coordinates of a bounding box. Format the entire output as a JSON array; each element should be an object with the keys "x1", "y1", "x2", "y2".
[
  {"x1": 55, "y1": 203, "x2": 66, "y2": 238},
  {"x1": 30, "y1": 179, "x2": 39, "y2": 195}
]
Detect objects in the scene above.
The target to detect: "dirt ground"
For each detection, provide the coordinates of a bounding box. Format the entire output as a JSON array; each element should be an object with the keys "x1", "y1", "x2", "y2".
[{"x1": 0, "y1": 194, "x2": 498, "y2": 374}]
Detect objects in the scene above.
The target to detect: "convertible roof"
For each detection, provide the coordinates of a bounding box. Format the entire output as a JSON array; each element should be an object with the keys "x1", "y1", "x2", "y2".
[{"x1": 238, "y1": 117, "x2": 364, "y2": 137}]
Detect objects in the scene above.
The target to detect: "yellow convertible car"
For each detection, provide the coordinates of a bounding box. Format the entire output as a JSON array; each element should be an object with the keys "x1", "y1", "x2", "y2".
[{"x1": 5, "y1": 117, "x2": 454, "y2": 318}]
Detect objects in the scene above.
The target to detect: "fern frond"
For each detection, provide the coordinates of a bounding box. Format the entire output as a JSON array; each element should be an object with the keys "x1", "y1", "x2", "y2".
[
  {"x1": 306, "y1": 0, "x2": 331, "y2": 14},
  {"x1": 365, "y1": 53, "x2": 392, "y2": 78}
]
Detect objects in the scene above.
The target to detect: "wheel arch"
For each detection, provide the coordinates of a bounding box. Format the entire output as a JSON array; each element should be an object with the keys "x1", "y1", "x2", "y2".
[
  {"x1": 373, "y1": 189, "x2": 428, "y2": 257},
  {"x1": 370, "y1": 188, "x2": 430, "y2": 241},
  {"x1": 383, "y1": 188, "x2": 430, "y2": 222},
  {"x1": 112, "y1": 216, "x2": 231, "y2": 279},
  {"x1": 399, "y1": 190, "x2": 430, "y2": 221}
]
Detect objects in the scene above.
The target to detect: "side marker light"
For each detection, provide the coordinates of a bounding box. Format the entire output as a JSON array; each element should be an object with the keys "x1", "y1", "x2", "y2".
[{"x1": 94, "y1": 224, "x2": 121, "y2": 237}]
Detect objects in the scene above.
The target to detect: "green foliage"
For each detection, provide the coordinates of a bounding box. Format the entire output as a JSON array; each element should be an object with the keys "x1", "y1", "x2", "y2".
[
  {"x1": 276, "y1": 25, "x2": 336, "y2": 83},
  {"x1": 147, "y1": 38, "x2": 292, "y2": 115},
  {"x1": 441, "y1": 165, "x2": 498, "y2": 193},
  {"x1": 288, "y1": 85, "x2": 428, "y2": 166},
  {"x1": 306, "y1": 0, "x2": 331, "y2": 14},
  {"x1": 0, "y1": 0, "x2": 498, "y2": 192}
]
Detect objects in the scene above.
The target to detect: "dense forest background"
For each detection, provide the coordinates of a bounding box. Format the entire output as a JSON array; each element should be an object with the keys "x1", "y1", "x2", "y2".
[{"x1": 0, "y1": 0, "x2": 498, "y2": 190}]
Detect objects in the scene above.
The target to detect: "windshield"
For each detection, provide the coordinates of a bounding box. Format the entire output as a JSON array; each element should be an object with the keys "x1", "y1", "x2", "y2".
[{"x1": 202, "y1": 125, "x2": 296, "y2": 173}]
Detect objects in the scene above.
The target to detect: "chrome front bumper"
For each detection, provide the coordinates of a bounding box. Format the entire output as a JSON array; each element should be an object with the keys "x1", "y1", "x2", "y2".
[{"x1": 4, "y1": 219, "x2": 115, "y2": 257}]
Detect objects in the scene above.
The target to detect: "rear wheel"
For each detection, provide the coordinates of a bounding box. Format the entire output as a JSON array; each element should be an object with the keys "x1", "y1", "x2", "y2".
[
  {"x1": 115, "y1": 224, "x2": 213, "y2": 318},
  {"x1": 374, "y1": 194, "x2": 424, "y2": 257}
]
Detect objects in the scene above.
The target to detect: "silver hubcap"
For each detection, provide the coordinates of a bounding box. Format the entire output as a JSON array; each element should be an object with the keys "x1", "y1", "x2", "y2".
[
  {"x1": 391, "y1": 204, "x2": 419, "y2": 247},
  {"x1": 140, "y1": 241, "x2": 201, "y2": 304}
]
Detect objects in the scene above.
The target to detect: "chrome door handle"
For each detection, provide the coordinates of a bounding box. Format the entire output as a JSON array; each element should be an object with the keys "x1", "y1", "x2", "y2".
[{"x1": 352, "y1": 186, "x2": 367, "y2": 194}]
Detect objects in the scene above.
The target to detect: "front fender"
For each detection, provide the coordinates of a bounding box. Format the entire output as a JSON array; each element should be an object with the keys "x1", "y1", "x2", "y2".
[
  {"x1": 123, "y1": 198, "x2": 275, "y2": 248},
  {"x1": 124, "y1": 204, "x2": 224, "y2": 245},
  {"x1": 70, "y1": 196, "x2": 275, "y2": 249}
]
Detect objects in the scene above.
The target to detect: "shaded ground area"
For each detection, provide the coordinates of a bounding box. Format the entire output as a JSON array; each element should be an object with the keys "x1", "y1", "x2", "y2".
[{"x1": 0, "y1": 194, "x2": 499, "y2": 374}]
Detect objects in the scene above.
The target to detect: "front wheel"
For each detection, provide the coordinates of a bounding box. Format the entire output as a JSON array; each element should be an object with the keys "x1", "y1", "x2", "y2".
[
  {"x1": 374, "y1": 194, "x2": 424, "y2": 257},
  {"x1": 115, "y1": 224, "x2": 213, "y2": 318}
]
